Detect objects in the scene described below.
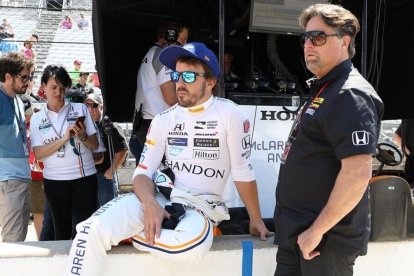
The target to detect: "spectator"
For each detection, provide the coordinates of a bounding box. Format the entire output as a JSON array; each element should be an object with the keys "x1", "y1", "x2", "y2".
[
  {"x1": 89, "y1": 65, "x2": 100, "y2": 88},
  {"x1": 130, "y1": 21, "x2": 189, "y2": 164},
  {"x1": 75, "y1": 72, "x2": 89, "y2": 90},
  {"x1": 65, "y1": 42, "x2": 270, "y2": 275},
  {"x1": 1, "y1": 18, "x2": 14, "y2": 36},
  {"x1": 0, "y1": 26, "x2": 8, "y2": 41},
  {"x1": 77, "y1": 13, "x2": 89, "y2": 30},
  {"x1": 59, "y1": 15, "x2": 73, "y2": 29},
  {"x1": 30, "y1": 65, "x2": 99, "y2": 240},
  {"x1": 0, "y1": 52, "x2": 34, "y2": 242},
  {"x1": 22, "y1": 40, "x2": 36, "y2": 61},
  {"x1": 69, "y1": 59, "x2": 82, "y2": 85},
  {"x1": 0, "y1": 33, "x2": 19, "y2": 55},
  {"x1": 85, "y1": 93, "x2": 128, "y2": 206}
]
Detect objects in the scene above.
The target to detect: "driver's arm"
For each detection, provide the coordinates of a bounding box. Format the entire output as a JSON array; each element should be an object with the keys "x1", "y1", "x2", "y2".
[{"x1": 297, "y1": 154, "x2": 372, "y2": 259}]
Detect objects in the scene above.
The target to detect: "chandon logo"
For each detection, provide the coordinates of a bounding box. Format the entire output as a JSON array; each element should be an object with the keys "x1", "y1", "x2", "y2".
[{"x1": 165, "y1": 161, "x2": 225, "y2": 178}]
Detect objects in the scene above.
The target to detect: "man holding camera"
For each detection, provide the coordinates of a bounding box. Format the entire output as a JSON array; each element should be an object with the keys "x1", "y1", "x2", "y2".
[{"x1": 85, "y1": 93, "x2": 128, "y2": 206}]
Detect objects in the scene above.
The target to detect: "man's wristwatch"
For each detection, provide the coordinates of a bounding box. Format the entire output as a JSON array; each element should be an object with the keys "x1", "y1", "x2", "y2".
[{"x1": 79, "y1": 134, "x2": 88, "y2": 142}]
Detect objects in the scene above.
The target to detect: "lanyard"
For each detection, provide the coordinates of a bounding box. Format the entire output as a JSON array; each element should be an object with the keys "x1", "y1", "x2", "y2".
[
  {"x1": 299, "y1": 81, "x2": 331, "y2": 121},
  {"x1": 44, "y1": 103, "x2": 71, "y2": 138},
  {"x1": 287, "y1": 81, "x2": 331, "y2": 141}
]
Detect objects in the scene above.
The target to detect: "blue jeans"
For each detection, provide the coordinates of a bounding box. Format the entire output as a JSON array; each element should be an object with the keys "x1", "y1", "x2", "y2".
[
  {"x1": 97, "y1": 172, "x2": 117, "y2": 207},
  {"x1": 39, "y1": 200, "x2": 54, "y2": 241}
]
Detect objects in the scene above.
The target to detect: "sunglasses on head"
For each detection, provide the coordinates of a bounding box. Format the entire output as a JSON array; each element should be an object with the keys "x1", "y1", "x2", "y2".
[
  {"x1": 300, "y1": 31, "x2": 339, "y2": 47},
  {"x1": 170, "y1": 71, "x2": 206, "y2": 83},
  {"x1": 85, "y1": 103, "x2": 99, "y2": 108},
  {"x1": 15, "y1": 73, "x2": 34, "y2": 83}
]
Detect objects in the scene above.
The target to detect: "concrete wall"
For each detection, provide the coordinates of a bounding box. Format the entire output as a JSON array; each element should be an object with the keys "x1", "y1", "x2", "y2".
[{"x1": 0, "y1": 236, "x2": 413, "y2": 276}]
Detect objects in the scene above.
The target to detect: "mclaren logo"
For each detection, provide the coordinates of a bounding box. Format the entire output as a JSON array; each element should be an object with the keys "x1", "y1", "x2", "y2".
[{"x1": 352, "y1": 131, "x2": 369, "y2": 146}]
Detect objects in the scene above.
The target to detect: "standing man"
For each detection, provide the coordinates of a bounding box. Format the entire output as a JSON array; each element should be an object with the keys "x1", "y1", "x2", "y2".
[
  {"x1": 129, "y1": 21, "x2": 189, "y2": 164},
  {"x1": 65, "y1": 42, "x2": 270, "y2": 276},
  {"x1": 0, "y1": 52, "x2": 34, "y2": 242},
  {"x1": 85, "y1": 92, "x2": 128, "y2": 206},
  {"x1": 274, "y1": 4, "x2": 384, "y2": 275},
  {"x1": 69, "y1": 60, "x2": 82, "y2": 86}
]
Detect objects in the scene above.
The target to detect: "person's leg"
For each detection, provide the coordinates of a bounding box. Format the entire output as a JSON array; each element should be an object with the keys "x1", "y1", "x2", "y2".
[
  {"x1": 71, "y1": 174, "x2": 98, "y2": 238},
  {"x1": 65, "y1": 192, "x2": 146, "y2": 276},
  {"x1": 0, "y1": 179, "x2": 30, "y2": 242},
  {"x1": 44, "y1": 178, "x2": 73, "y2": 240},
  {"x1": 300, "y1": 247, "x2": 358, "y2": 276},
  {"x1": 30, "y1": 180, "x2": 46, "y2": 240},
  {"x1": 33, "y1": 213, "x2": 44, "y2": 240},
  {"x1": 39, "y1": 199, "x2": 55, "y2": 241},
  {"x1": 96, "y1": 172, "x2": 115, "y2": 207},
  {"x1": 132, "y1": 206, "x2": 214, "y2": 263},
  {"x1": 275, "y1": 244, "x2": 302, "y2": 276}
]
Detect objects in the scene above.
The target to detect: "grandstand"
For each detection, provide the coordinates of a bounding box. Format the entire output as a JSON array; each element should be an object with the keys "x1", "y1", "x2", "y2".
[{"x1": 0, "y1": 0, "x2": 95, "y2": 92}]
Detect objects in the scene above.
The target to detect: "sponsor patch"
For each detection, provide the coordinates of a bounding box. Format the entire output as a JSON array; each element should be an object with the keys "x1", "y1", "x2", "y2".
[
  {"x1": 145, "y1": 139, "x2": 156, "y2": 146},
  {"x1": 243, "y1": 120, "x2": 250, "y2": 133},
  {"x1": 207, "y1": 121, "x2": 218, "y2": 129},
  {"x1": 137, "y1": 163, "x2": 147, "y2": 170},
  {"x1": 193, "y1": 149, "x2": 219, "y2": 160},
  {"x1": 352, "y1": 131, "x2": 369, "y2": 146},
  {"x1": 194, "y1": 138, "x2": 219, "y2": 147},
  {"x1": 195, "y1": 121, "x2": 206, "y2": 129},
  {"x1": 242, "y1": 135, "x2": 251, "y2": 149},
  {"x1": 173, "y1": 123, "x2": 185, "y2": 131},
  {"x1": 169, "y1": 146, "x2": 184, "y2": 157},
  {"x1": 168, "y1": 137, "x2": 188, "y2": 146},
  {"x1": 194, "y1": 132, "x2": 218, "y2": 137}
]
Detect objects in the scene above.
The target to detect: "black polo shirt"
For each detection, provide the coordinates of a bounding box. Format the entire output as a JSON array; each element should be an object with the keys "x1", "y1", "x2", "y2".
[
  {"x1": 95, "y1": 121, "x2": 128, "y2": 174},
  {"x1": 275, "y1": 60, "x2": 384, "y2": 255}
]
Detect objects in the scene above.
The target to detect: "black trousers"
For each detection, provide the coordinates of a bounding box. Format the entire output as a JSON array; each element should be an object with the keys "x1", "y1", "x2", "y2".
[
  {"x1": 43, "y1": 174, "x2": 98, "y2": 240},
  {"x1": 275, "y1": 243, "x2": 358, "y2": 276}
]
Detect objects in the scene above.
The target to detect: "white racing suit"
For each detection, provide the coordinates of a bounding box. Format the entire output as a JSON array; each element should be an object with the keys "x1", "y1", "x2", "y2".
[{"x1": 65, "y1": 96, "x2": 255, "y2": 275}]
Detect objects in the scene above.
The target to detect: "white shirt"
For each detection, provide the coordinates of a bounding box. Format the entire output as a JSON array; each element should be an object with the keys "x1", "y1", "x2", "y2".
[
  {"x1": 133, "y1": 96, "x2": 255, "y2": 196},
  {"x1": 30, "y1": 101, "x2": 97, "y2": 180},
  {"x1": 134, "y1": 44, "x2": 172, "y2": 119}
]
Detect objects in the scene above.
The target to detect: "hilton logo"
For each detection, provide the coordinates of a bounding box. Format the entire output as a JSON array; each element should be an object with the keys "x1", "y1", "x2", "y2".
[{"x1": 193, "y1": 150, "x2": 219, "y2": 160}]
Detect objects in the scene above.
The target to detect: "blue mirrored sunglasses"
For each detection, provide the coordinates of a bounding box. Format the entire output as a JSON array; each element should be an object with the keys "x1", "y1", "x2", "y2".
[{"x1": 170, "y1": 71, "x2": 206, "y2": 83}]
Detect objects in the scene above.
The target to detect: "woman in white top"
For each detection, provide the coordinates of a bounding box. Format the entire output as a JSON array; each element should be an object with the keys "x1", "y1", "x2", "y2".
[{"x1": 30, "y1": 65, "x2": 99, "y2": 240}]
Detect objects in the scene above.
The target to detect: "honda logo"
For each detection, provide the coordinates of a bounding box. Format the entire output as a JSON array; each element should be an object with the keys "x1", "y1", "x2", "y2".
[{"x1": 352, "y1": 131, "x2": 369, "y2": 146}]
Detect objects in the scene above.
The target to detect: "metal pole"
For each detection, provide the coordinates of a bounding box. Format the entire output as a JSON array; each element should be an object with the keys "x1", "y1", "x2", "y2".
[
  {"x1": 219, "y1": 0, "x2": 225, "y2": 97},
  {"x1": 361, "y1": 0, "x2": 367, "y2": 77}
]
